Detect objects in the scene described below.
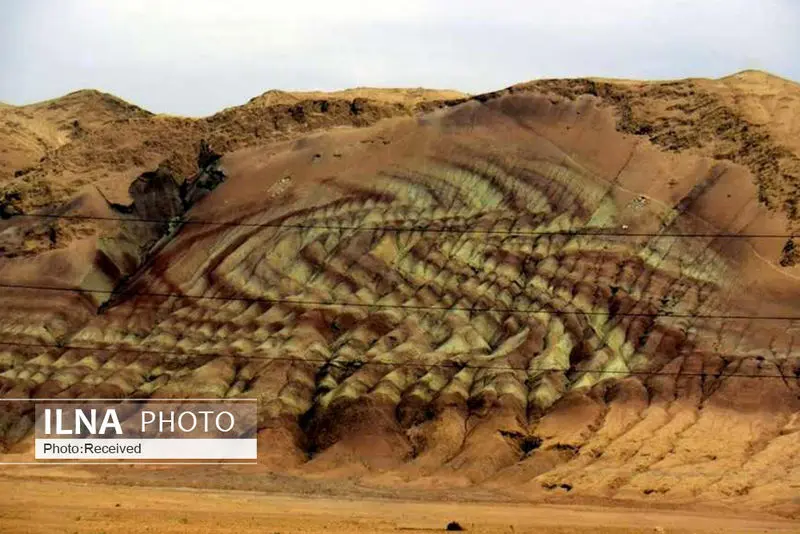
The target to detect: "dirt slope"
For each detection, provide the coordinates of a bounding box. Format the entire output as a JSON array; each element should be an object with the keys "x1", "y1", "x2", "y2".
[
  {"x1": 518, "y1": 71, "x2": 800, "y2": 223},
  {"x1": 0, "y1": 87, "x2": 466, "y2": 214},
  {"x1": 0, "y1": 86, "x2": 466, "y2": 258},
  {"x1": 3, "y1": 71, "x2": 800, "y2": 247},
  {"x1": 0, "y1": 72, "x2": 799, "y2": 518}
]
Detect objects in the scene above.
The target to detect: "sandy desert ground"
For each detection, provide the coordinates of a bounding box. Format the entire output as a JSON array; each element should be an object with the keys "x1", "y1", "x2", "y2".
[{"x1": 0, "y1": 474, "x2": 798, "y2": 533}]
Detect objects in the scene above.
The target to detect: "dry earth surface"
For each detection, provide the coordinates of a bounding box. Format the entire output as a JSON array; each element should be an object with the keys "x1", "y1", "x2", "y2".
[
  {"x1": 0, "y1": 477, "x2": 798, "y2": 533},
  {"x1": 1, "y1": 71, "x2": 800, "y2": 532}
]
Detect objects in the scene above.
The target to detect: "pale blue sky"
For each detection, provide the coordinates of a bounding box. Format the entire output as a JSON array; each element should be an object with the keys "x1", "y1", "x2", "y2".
[{"x1": 1, "y1": 0, "x2": 798, "y2": 116}]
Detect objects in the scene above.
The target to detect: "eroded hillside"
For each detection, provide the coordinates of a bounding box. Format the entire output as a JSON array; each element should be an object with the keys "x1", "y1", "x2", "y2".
[
  {"x1": 0, "y1": 87, "x2": 466, "y2": 215},
  {"x1": 0, "y1": 74, "x2": 799, "y2": 517},
  {"x1": 519, "y1": 71, "x2": 800, "y2": 224}
]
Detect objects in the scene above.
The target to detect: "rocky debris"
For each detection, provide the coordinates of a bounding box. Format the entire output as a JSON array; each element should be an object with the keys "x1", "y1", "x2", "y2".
[
  {"x1": 780, "y1": 238, "x2": 799, "y2": 266},
  {"x1": 93, "y1": 140, "x2": 227, "y2": 309},
  {"x1": 0, "y1": 190, "x2": 23, "y2": 219},
  {"x1": 196, "y1": 138, "x2": 221, "y2": 169},
  {"x1": 183, "y1": 139, "x2": 225, "y2": 207},
  {"x1": 127, "y1": 167, "x2": 184, "y2": 223}
]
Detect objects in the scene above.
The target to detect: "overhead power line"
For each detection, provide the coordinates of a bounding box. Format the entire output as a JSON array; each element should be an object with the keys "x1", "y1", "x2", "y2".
[
  {"x1": 0, "y1": 340, "x2": 795, "y2": 380},
  {"x1": 5, "y1": 213, "x2": 795, "y2": 238},
  {"x1": 0, "y1": 282, "x2": 795, "y2": 320}
]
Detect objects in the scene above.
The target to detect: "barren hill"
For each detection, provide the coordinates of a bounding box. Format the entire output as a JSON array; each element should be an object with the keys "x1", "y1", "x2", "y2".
[
  {"x1": 0, "y1": 87, "x2": 465, "y2": 213},
  {"x1": 0, "y1": 72, "x2": 799, "y2": 518}
]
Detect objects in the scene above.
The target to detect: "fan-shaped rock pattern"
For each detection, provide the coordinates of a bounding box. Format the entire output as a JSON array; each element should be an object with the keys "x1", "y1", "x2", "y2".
[{"x1": 1, "y1": 92, "x2": 799, "y2": 514}]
